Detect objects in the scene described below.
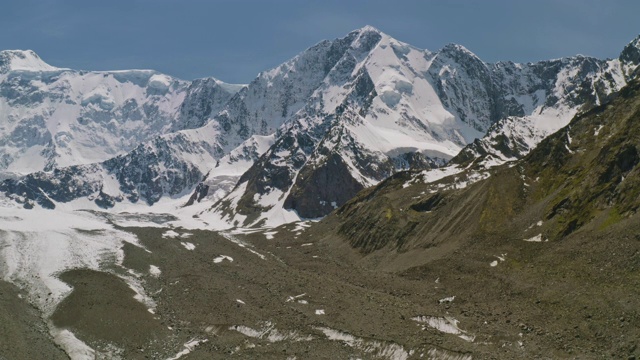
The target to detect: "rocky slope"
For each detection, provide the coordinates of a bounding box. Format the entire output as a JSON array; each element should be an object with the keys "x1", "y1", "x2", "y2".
[{"x1": 330, "y1": 76, "x2": 640, "y2": 258}]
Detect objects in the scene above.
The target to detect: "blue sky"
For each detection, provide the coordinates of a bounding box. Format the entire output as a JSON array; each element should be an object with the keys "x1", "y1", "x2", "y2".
[{"x1": 2, "y1": 0, "x2": 639, "y2": 83}]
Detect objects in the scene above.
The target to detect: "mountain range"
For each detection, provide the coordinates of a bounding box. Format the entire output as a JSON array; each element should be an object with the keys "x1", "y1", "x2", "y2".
[{"x1": 1, "y1": 26, "x2": 639, "y2": 229}]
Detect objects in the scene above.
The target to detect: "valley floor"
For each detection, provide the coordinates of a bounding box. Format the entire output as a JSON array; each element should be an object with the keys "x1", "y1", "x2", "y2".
[{"x1": 2, "y1": 208, "x2": 639, "y2": 359}]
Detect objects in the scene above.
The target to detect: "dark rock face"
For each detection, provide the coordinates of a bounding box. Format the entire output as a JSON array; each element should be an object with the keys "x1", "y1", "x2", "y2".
[
  {"x1": 391, "y1": 152, "x2": 443, "y2": 171},
  {"x1": 102, "y1": 135, "x2": 208, "y2": 205},
  {"x1": 428, "y1": 44, "x2": 497, "y2": 133},
  {"x1": 409, "y1": 193, "x2": 446, "y2": 212},
  {"x1": 184, "y1": 182, "x2": 210, "y2": 206},
  {"x1": 620, "y1": 35, "x2": 640, "y2": 72},
  {"x1": 174, "y1": 78, "x2": 241, "y2": 131},
  {"x1": 0, "y1": 164, "x2": 102, "y2": 209},
  {"x1": 284, "y1": 153, "x2": 365, "y2": 218},
  {"x1": 226, "y1": 63, "x2": 385, "y2": 221},
  {"x1": 94, "y1": 190, "x2": 119, "y2": 209}
]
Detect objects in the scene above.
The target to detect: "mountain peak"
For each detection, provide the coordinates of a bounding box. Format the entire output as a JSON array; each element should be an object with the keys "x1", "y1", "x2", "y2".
[
  {"x1": 0, "y1": 49, "x2": 60, "y2": 73},
  {"x1": 620, "y1": 34, "x2": 640, "y2": 66},
  {"x1": 440, "y1": 43, "x2": 477, "y2": 57},
  {"x1": 355, "y1": 25, "x2": 382, "y2": 35}
]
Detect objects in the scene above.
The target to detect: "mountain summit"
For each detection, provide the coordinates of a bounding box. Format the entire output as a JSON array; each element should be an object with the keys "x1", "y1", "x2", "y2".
[{"x1": 0, "y1": 50, "x2": 61, "y2": 73}]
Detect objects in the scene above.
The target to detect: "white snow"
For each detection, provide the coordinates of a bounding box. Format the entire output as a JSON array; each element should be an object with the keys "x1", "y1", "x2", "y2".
[
  {"x1": 490, "y1": 253, "x2": 507, "y2": 267},
  {"x1": 315, "y1": 326, "x2": 409, "y2": 360},
  {"x1": 229, "y1": 322, "x2": 313, "y2": 343},
  {"x1": 404, "y1": 165, "x2": 464, "y2": 188},
  {"x1": 0, "y1": 206, "x2": 162, "y2": 359},
  {"x1": 166, "y1": 338, "x2": 208, "y2": 360},
  {"x1": 594, "y1": 125, "x2": 604, "y2": 136},
  {"x1": 412, "y1": 316, "x2": 475, "y2": 342},
  {"x1": 148, "y1": 74, "x2": 172, "y2": 91},
  {"x1": 52, "y1": 329, "x2": 96, "y2": 360},
  {"x1": 1, "y1": 50, "x2": 61, "y2": 72},
  {"x1": 263, "y1": 231, "x2": 278, "y2": 240},
  {"x1": 0, "y1": 58, "x2": 238, "y2": 175},
  {"x1": 291, "y1": 221, "x2": 312, "y2": 233},
  {"x1": 213, "y1": 255, "x2": 233, "y2": 264},
  {"x1": 524, "y1": 234, "x2": 546, "y2": 242},
  {"x1": 149, "y1": 265, "x2": 161, "y2": 277},
  {"x1": 286, "y1": 293, "x2": 306, "y2": 302},
  {"x1": 162, "y1": 230, "x2": 180, "y2": 238},
  {"x1": 180, "y1": 242, "x2": 196, "y2": 250},
  {"x1": 0, "y1": 207, "x2": 143, "y2": 316},
  {"x1": 315, "y1": 309, "x2": 325, "y2": 315},
  {"x1": 438, "y1": 296, "x2": 455, "y2": 304}
]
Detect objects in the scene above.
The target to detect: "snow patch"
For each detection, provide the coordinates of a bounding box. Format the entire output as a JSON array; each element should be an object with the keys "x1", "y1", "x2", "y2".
[
  {"x1": 52, "y1": 329, "x2": 96, "y2": 360},
  {"x1": 230, "y1": 322, "x2": 313, "y2": 343},
  {"x1": 149, "y1": 265, "x2": 161, "y2": 277},
  {"x1": 412, "y1": 316, "x2": 475, "y2": 342},
  {"x1": 524, "y1": 234, "x2": 547, "y2": 242},
  {"x1": 180, "y1": 242, "x2": 196, "y2": 250},
  {"x1": 166, "y1": 338, "x2": 208, "y2": 360},
  {"x1": 213, "y1": 255, "x2": 233, "y2": 264},
  {"x1": 286, "y1": 293, "x2": 306, "y2": 302},
  {"x1": 162, "y1": 230, "x2": 180, "y2": 238},
  {"x1": 263, "y1": 231, "x2": 278, "y2": 240},
  {"x1": 315, "y1": 326, "x2": 409, "y2": 360},
  {"x1": 594, "y1": 125, "x2": 604, "y2": 136},
  {"x1": 148, "y1": 74, "x2": 171, "y2": 91},
  {"x1": 490, "y1": 253, "x2": 507, "y2": 267}
]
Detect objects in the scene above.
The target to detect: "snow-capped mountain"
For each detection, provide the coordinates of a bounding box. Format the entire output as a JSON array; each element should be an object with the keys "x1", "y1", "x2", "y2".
[
  {"x1": 0, "y1": 50, "x2": 241, "y2": 175},
  {"x1": 1, "y1": 29, "x2": 639, "y2": 228},
  {"x1": 207, "y1": 28, "x2": 638, "y2": 227},
  {"x1": 453, "y1": 52, "x2": 635, "y2": 167}
]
